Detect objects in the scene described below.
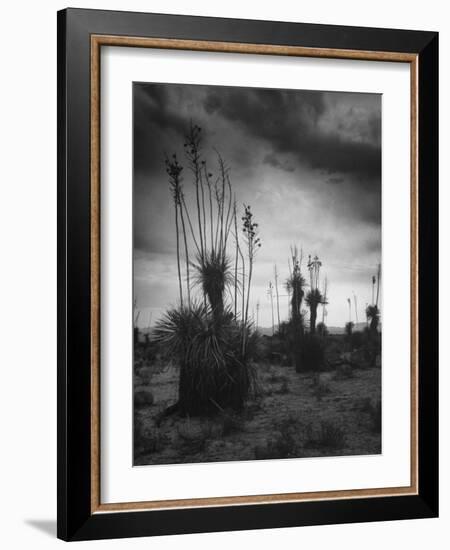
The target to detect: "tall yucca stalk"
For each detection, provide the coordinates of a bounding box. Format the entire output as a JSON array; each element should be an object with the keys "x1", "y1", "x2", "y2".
[
  {"x1": 184, "y1": 123, "x2": 205, "y2": 261},
  {"x1": 306, "y1": 254, "x2": 326, "y2": 334},
  {"x1": 233, "y1": 200, "x2": 239, "y2": 317},
  {"x1": 241, "y1": 204, "x2": 261, "y2": 355},
  {"x1": 165, "y1": 153, "x2": 184, "y2": 306},
  {"x1": 287, "y1": 246, "x2": 305, "y2": 327},
  {"x1": 274, "y1": 264, "x2": 281, "y2": 332}
]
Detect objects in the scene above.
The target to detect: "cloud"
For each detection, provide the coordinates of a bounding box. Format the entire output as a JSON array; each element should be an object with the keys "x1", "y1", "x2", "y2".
[
  {"x1": 263, "y1": 152, "x2": 295, "y2": 173},
  {"x1": 132, "y1": 82, "x2": 381, "y2": 327},
  {"x1": 203, "y1": 86, "x2": 381, "y2": 182}
]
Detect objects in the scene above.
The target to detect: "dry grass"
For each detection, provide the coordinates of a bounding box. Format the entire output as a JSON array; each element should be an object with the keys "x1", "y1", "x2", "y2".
[{"x1": 134, "y1": 361, "x2": 381, "y2": 466}]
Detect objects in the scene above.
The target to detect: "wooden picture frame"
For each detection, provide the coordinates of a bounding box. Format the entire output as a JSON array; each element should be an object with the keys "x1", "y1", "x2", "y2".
[{"x1": 57, "y1": 8, "x2": 438, "y2": 541}]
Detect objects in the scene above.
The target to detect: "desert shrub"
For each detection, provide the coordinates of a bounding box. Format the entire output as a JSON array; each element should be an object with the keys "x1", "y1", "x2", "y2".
[
  {"x1": 312, "y1": 375, "x2": 331, "y2": 401},
  {"x1": 333, "y1": 363, "x2": 355, "y2": 380},
  {"x1": 154, "y1": 304, "x2": 257, "y2": 416},
  {"x1": 351, "y1": 330, "x2": 364, "y2": 349},
  {"x1": 296, "y1": 333, "x2": 325, "y2": 372},
  {"x1": 306, "y1": 420, "x2": 346, "y2": 449},
  {"x1": 177, "y1": 422, "x2": 213, "y2": 454},
  {"x1": 345, "y1": 321, "x2": 354, "y2": 339},
  {"x1": 305, "y1": 288, "x2": 327, "y2": 334},
  {"x1": 254, "y1": 416, "x2": 299, "y2": 459},
  {"x1": 270, "y1": 333, "x2": 286, "y2": 356},
  {"x1": 144, "y1": 340, "x2": 158, "y2": 362},
  {"x1": 265, "y1": 371, "x2": 290, "y2": 394},
  {"x1": 316, "y1": 322, "x2": 328, "y2": 338}
]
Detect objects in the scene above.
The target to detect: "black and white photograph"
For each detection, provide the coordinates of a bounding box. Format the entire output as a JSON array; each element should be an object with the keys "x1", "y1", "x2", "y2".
[
  {"x1": 132, "y1": 82, "x2": 382, "y2": 466},
  {"x1": 0, "y1": 1, "x2": 442, "y2": 546}
]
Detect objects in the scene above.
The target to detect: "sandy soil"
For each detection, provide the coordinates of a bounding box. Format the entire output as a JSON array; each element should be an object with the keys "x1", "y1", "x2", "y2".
[{"x1": 134, "y1": 361, "x2": 381, "y2": 466}]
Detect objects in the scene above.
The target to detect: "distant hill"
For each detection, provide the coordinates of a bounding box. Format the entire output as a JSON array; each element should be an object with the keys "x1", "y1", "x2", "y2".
[
  {"x1": 137, "y1": 322, "x2": 374, "y2": 341},
  {"x1": 255, "y1": 322, "x2": 370, "y2": 336},
  {"x1": 327, "y1": 322, "x2": 368, "y2": 335},
  {"x1": 255, "y1": 326, "x2": 275, "y2": 337}
]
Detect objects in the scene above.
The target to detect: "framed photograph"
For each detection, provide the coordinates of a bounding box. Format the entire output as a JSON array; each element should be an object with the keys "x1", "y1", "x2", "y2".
[{"x1": 57, "y1": 8, "x2": 438, "y2": 541}]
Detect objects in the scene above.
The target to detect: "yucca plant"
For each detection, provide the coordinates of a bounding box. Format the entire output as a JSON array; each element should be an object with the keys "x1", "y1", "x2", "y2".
[
  {"x1": 305, "y1": 288, "x2": 327, "y2": 335},
  {"x1": 316, "y1": 321, "x2": 328, "y2": 338},
  {"x1": 192, "y1": 250, "x2": 233, "y2": 318},
  {"x1": 305, "y1": 254, "x2": 327, "y2": 334},
  {"x1": 285, "y1": 247, "x2": 306, "y2": 371},
  {"x1": 154, "y1": 304, "x2": 256, "y2": 415},
  {"x1": 157, "y1": 122, "x2": 261, "y2": 416},
  {"x1": 366, "y1": 304, "x2": 380, "y2": 334},
  {"x1": 287, "y1": 247, "x2": 306, "y2": 324},
  {"x1": 298, "y1": 332, "x2": 325, "y2": 372},
  {"x1": 345, "y1": 321, "x2": 354, "y2": 338},
  {"x1": 365, "y1": 304, "x2": 381, "y2": 367}
]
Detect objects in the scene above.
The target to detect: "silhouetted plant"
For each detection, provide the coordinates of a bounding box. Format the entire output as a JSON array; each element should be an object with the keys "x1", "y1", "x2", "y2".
[
  {"x1": 306, "y1": 420, "x2": 346, "y2": 449},
  {"x1": 158, "y1": 123, "x2": 262, "y2": 416},
  {"x1": 351, "y1": 330, "x2": 364, "y2": 349},
  {"x1": 285, "y1": 247, "x2": 306, "y2": 370},
  {"x1": 345, "y1": 321, "x2": 354, "y2": 337},
  {"x1": 192, "y1": 251, "x2": 232, "y2": 318},
  {"x1": 316, "y1": 321, "x2": 328, "y2": 338},
  {"x1": 366, "y1": 304, "x2": 380, "y2": 334},
  {"x1": 154, "y1": 303, "x2": 256, "y2": 415},
  {"x1": 165, "y1": 153, "x2": 185, "y2": 306},
  {"x1": 305, "y1": 288, "x2": 327, "y2": 335},
  {"x1": 298, "y1": 333, "x2": 325, "y2": 372},
  {"x1": 287, "y1": 247, "x2": 305, "y2": 326},
  {"x1": 242, "y1": 204, "x2": 261, "y2": 354},
  {"x1": 306, "y1": 255, "x2": 327, "y2": 334}
]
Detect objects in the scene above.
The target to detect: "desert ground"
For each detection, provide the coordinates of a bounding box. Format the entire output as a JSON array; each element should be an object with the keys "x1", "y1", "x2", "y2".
[{"x1": 134, "y1": 341, "x2": 381, "y2": 466}]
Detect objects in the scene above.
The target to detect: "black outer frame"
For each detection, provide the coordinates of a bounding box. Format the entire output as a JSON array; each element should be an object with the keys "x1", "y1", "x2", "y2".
[{"x1": 57, "y1": 8, "x2": 438, "y2": 541}]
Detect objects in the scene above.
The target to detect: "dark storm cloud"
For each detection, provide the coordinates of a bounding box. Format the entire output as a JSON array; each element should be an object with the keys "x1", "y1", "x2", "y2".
[
  {"x1": 133, "y1": 83, "x2": 188, "y2": 177},
  {"x1": 134, "y1": 83, "x2": 381, "y2": 187},
  {"x1": 204, "y1": 86, "x2": 381, "y2": 184},
  {"x1": 263, "y1": 152, "x2": 295, "y2": 173},
  {"x1": 327, "y1": 175, "x2": 344, "y2": 185}
]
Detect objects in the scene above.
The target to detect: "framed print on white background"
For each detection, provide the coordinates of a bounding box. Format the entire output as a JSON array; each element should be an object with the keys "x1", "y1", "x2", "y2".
[{"x1": 57, "y1": 7, "x2": 438, "y2": 541}]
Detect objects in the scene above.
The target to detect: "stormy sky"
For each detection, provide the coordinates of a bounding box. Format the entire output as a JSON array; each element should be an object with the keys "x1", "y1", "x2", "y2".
[{"x1": 133, "y1": 82, "x2": 381, "y2": 329}]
